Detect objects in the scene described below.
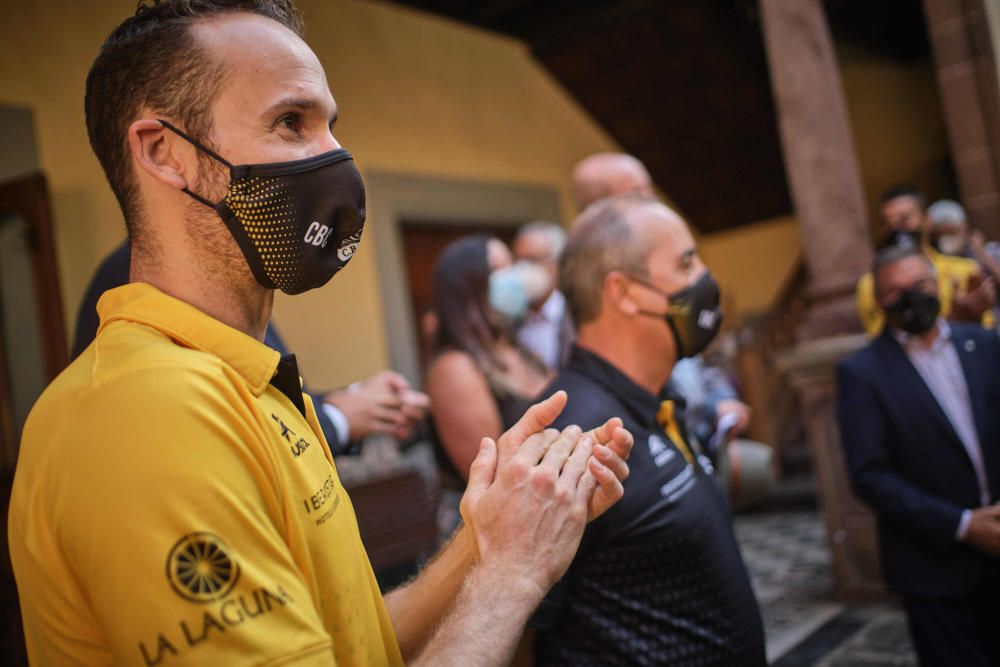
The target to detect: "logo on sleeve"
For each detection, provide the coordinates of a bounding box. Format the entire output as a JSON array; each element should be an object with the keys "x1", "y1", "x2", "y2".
[
  {"x1": 166, "y1": 533, "x2": 240, "y2": 603},
  {"x1": 141, "y1": 533, "x2": 294, "y2": 666}
]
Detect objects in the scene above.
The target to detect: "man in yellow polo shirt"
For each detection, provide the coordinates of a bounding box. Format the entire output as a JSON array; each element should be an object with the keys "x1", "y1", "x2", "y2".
[
  {"x1": 8, "y1": 2, "x2": 633, "y2": 665},
  {"x1": 856, "y1": 184, "x2": 995, "y2": 335}
]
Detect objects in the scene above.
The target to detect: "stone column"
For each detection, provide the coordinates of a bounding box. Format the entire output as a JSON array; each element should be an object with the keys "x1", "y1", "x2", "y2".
[
  {"x1": 777, "y1": 337, "x2": 887, "y2": 601},
  {"x1": 924, "y1": 0, "x2": 1000, "y2": 239},
  {"x1": 759, "y1": 0, "x2": 885, "y2": 600},
  {"x1": 759, "y1": 0, "x2": 873, "y2": 340}
]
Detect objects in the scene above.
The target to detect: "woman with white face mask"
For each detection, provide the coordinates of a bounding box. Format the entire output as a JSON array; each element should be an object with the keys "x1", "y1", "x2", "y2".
[{"x1": 425, "y1": 235, "x2": 554, "y2": 537}]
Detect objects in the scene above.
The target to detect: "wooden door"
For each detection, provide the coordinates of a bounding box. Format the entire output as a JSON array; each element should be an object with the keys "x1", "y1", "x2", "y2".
[{"x1": 0, "y1": 171, "x2": 65, "y2": 666}]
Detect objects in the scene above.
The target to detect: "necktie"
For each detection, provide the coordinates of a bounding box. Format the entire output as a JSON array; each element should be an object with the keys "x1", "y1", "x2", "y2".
[{"x1": 656, "y1": 399, "x2": 695, "y2": 465}]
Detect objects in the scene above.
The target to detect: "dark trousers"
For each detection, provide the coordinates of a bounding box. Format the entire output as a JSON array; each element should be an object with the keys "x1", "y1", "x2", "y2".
[{"x1": 902, "y1": 574, "x2": 1000, "y2": 667}]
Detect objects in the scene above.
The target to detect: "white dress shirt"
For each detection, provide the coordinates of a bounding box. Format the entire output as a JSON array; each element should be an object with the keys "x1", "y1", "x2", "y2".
[
  {"x1": 894, "y1": 320, "x2": 991, "y2": 539},
  {"x1": 321, "y1": 402, "x2": 351, "y2": 445},
  {"x1": 517, "y1": 289, "x2": 567, "y2": 369}
]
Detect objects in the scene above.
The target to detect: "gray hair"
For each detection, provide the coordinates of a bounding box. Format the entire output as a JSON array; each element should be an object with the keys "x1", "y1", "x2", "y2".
[
  {"x1": 515, "y1": 221, "x2": 567, "y2": 261},
  {"x1": 927, "y1": 199, "x2": 967, "y2": 227},
  {"x1": 872, "y1": 244, "x2": 935, "y2": 296},
  {"x1": 560, "y1": 194, "x2": 658, "y2": 325}
]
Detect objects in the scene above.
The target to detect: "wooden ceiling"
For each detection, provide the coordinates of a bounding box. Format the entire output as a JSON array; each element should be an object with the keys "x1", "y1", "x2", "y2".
[{"x1": 391, "y1": 0, "x2": 931, "y2": 233}]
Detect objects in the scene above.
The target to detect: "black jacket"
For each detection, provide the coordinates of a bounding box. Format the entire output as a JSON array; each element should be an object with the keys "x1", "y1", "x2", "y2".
[{"x1": 836, "y1": 322, "x2": 1000, "y2": 598}]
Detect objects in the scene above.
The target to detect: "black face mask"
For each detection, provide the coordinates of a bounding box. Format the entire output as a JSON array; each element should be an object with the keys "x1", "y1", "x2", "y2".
[
  {"x1": 160, "y1": 120, "x2": 366, "y2": 295},
  {"x1": 880, "y1": 229, "x2": 922, "y2": 251},
  {"x1": 885, "y1": 288, "x2": 940, "y2": 335},
  {"x1": 633, "y1": 271, "x2": 723, "y2": 358}
]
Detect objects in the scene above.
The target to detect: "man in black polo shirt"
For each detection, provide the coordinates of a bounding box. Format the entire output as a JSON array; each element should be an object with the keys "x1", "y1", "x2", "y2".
[{"x1": 532, "y1": 194, "x2": 766, "y2": 666}]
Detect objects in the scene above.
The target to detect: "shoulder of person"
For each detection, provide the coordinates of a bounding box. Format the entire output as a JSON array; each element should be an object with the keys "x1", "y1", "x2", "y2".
[
  {"x1": 837, "y1": 337, "x2": 883, "y2": 380},
  {"x1": 543, "y1": 370, "x2": 620, "y2": 431},
  {"x1": 426, "y1": 349, "x2": 485, "y2": 382},
  {"x1": 26, "y1": 330, "x2": 271, "y2": 475},
  {"x1": 15, "y1": 348, "x2": 279, "y2": 545},
  {"x1": 951, "y1": 320, "x2": 1000, "y2": 350},
  {"x1": 855, "y1": 271, "x2": 873, "y2": 295},
  {"x1": 855, "y1": 272, "x2": 879, "y2": 316},
  {"x1": 935, "y1": 252, "x2": 980, "y2": 276}
]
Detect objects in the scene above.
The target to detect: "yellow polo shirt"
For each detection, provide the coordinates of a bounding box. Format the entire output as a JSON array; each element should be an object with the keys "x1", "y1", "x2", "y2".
[{"x1": 8, "y1": 283, "x2": 402, "y2": 666}]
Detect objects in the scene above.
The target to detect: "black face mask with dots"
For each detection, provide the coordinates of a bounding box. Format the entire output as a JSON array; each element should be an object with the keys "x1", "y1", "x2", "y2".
[
  {"x1": 160, "y1": 120, "x2": 366, "y2": 295},
  {"x1": 633, "y1": 271, "x2": 723, "y2": 359}
]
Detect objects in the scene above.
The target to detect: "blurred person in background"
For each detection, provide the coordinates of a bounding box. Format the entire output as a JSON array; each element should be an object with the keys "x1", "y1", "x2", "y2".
[
  {"x1": 512, "y1": 221, "x2": 575, "y2": 369},
  {"x1": 425, "y1": 235, "x2": 554, "y2": 531},
  {"x1": 671, "y1": 355, "x2": 750, "y2": 451},
  {"x1": 929, "y1": 199, "x2": 1000, "y2": 331},
  {"x1": 928, "y1": 198, "x2": 1000, "y2": 281},
  {"x1": 571, "y1": 152, "x2": 655, "y2": 212},
  {"x1": 855, "y1": 184, "x2": 994, "y2": 336},
  {"x1": 928, "y1": 199, "x2": 975, "y2": 258},
  {"x1": 71, "y1": 241, "x2": 429, "y2": 455},
  {"x1": 838, "y1": 244, "x2": 1000, "y2": 666},
  {"x1": 670, "y1": 353, "x2": 774, "y2": 511},
  {"x1": 531, "y1": 194, "x2": 766, "y2": 666}
]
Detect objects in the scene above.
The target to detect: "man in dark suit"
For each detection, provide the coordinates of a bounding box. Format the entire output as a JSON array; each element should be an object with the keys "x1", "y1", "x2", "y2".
[
  {"x1": 72, "y1": 241, "x2": 429, "y2": 455},
  {"x1": 837, "y1": 244, "x2": 1000, "y2": 666}
]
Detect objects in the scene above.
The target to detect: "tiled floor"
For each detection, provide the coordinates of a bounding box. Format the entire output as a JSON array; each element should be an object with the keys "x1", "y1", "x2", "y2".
[
  {"x1": 733, "y1": 511, "x2": 917, "y2": 666},
  {"x1": 812, "y1": 608, "x2": 917, "y2": 667}
]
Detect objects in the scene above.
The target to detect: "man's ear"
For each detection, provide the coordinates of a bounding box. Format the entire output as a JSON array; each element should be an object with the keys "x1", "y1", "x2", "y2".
[
  {"x1": 128, "y1": 118, "x2": 190, "y2": 191},
  {"x1": 605, "y1": 271, "x2": 640, "y2": 317}
]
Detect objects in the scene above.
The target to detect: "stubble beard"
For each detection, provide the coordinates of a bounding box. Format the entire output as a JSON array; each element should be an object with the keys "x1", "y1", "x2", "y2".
[{"x1": 185, "y1": 155, "x2": 273, "y2": 333}]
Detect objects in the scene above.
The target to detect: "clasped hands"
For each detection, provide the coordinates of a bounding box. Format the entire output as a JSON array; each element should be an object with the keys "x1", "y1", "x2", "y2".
[
  {"x1": 459, "y1": 391, "x2": 633, "y2": 599},
  {"x1": 323, "y1": 370, "x2": 430, "y2": 441}
]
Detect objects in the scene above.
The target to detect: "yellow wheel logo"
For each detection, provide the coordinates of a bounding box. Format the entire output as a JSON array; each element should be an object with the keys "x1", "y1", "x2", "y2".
[{"x1": 166, "y1": 532, "x2": 240, "y2": 603}]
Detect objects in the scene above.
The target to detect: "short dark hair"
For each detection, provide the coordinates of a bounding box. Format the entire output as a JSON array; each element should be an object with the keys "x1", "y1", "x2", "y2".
[
  {"x1": 871, "y1": 244, "x2": 933, "y2": 295},
  {"x1": 878, "y1": 183, "x2": 926, "y2": 210},
  {"x1": 84, "y1": 1, "x2": 304, "y2": 240}
]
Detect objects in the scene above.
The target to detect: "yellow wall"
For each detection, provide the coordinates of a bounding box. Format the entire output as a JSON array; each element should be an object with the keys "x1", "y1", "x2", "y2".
[
  {"x1": 837, "y1": 43, "x2": 953, "y2": 230},
  {"x1": 699, "y1": 216, "x2": 801, "y2": 322},
  {"x1": 0, "y1": 0, "x2": 807, "y2": 387},
  {"x1": 694, "y1": 43, "x2": 953, "y2": 328},
  {"x1": 691, "y1": 42, "x2": 952, "y2": 324},
  {"x1": 0, "y1": 0, "x2": 623, "y2": 387}
]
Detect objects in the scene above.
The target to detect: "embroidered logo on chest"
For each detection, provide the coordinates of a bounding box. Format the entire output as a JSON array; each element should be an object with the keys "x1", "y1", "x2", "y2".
[
  {"x1": 647, "y1": 434, "x2": 677, "y2": 468},
  {"x1": 271, "y1": 414, "x2": 312, "y2": 458}
]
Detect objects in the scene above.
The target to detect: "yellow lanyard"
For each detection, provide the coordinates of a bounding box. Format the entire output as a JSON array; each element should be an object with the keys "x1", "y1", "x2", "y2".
[{"x1": 656, "y1": 399, "x2": 695, "y2": 465}]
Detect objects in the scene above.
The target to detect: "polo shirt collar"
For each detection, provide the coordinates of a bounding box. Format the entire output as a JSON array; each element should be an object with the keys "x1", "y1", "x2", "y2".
[
  {"x1": 567, "y1": 344, "x2": 681, "y2": 428},
  {"x1": 96, "y1": 282, "x2": 281, "y2": 396}
]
